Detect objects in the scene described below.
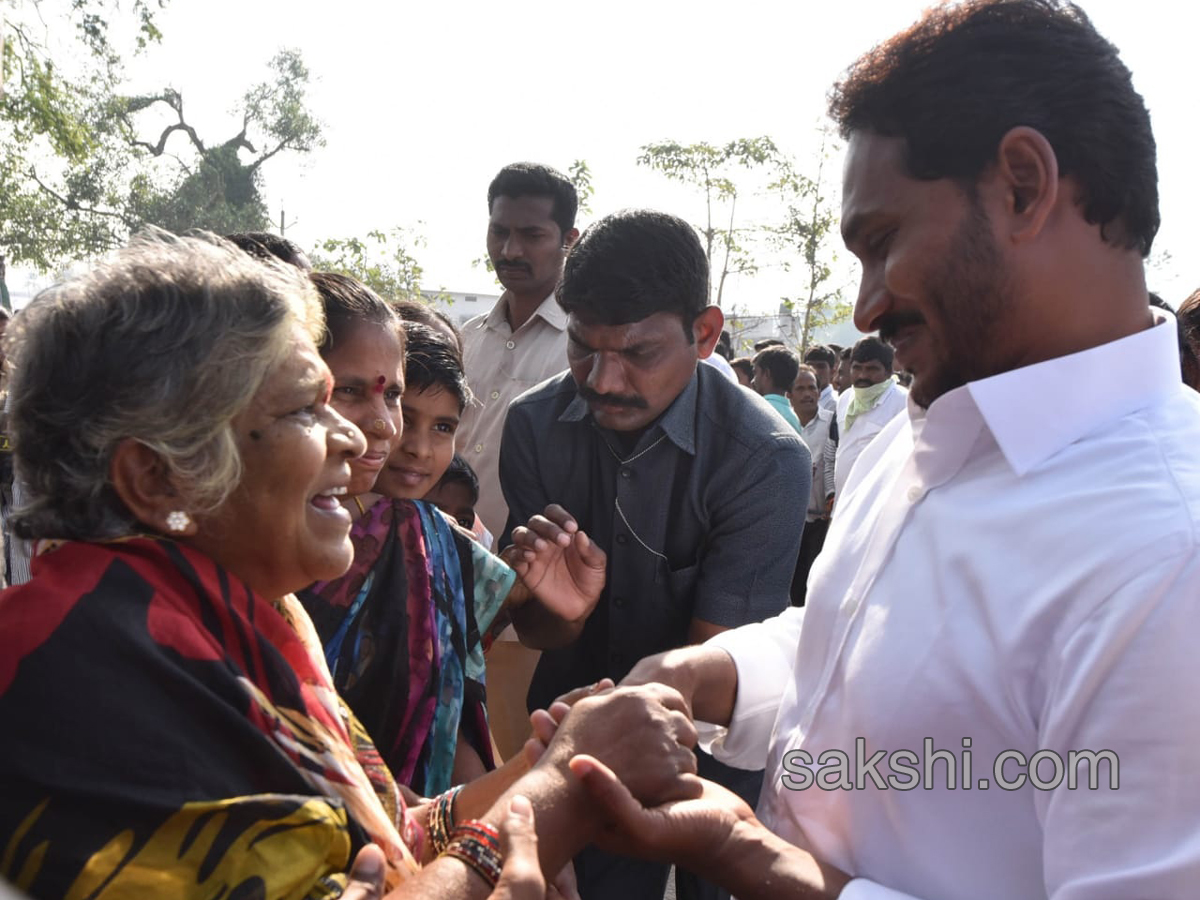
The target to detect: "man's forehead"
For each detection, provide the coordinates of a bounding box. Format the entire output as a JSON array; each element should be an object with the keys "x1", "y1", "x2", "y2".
[
  {"x1": 841, "y1": 132, "x2": 910, "y2": 234},
  {"x1": 568, "y1": 312, "x2": 681, "y2": 346},
  {"x1": 489, "y1": 194, "x2": 557, "y2": 227}
]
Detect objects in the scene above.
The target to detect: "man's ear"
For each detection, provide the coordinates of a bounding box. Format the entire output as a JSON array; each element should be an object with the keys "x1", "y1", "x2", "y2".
[
  {"x1": 562, "y1": 227, "x2": 580, "y2": 251},
  {"x1": 109, "y1": 438, "x2": 196, "y2": 536},
  {"x1": 693, "y1": 306, "x2": 725, "y2": 358},
  {"x1": 994, "y1": 126, "x2": 1059, "y2": 245}
]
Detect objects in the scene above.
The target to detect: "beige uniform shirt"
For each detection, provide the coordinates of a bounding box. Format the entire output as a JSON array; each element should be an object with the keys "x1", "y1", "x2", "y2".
[{"x1": 457, "y1": 292, "x2": 569, "y2": 539}]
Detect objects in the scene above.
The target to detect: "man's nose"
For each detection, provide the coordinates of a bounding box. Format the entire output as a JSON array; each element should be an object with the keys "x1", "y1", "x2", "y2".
[{"x1": 587, "y1": 352, "x2": 626, "y2": 395}]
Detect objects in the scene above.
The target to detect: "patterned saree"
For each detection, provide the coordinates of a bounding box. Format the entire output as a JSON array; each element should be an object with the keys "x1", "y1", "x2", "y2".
[
  {"x1": 0, "y1": 538, "x2": 420, "y2": 899},
  {"x1": 298, "y1": 499, "x2": 514, "y2": 797}
]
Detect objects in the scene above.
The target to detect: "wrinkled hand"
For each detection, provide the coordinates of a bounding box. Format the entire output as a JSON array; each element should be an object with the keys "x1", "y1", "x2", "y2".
[
  {"x1": 509, "y1": 505, "x2": 606, "y2": 623},
  {"x1": 492, "y1": 795, "x2": 546, "y2": 900},
  {"x1": 522, "y1": 679, "x2": 615, "y2": 766},
  {"x1": 538, "y1": 684, "x2": 702, "y2": 809},
  {"x1": 568, "y1": 755, "x2": 754, "y2": 875},
  {"x1": 342, "y1": 844, "x2": 387, "y2": 900}
]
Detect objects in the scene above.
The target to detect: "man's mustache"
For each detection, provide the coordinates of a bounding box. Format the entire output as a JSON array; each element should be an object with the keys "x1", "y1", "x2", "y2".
[
  {"x1": 495, "y1": 260, "x2": 531, "y2": 273},
  {"x1": 579, "y1": 385, "x2": 648, "y2": 409},
  {"x1": 877, "y1": 311, "x2": 925, "y2": 346}
]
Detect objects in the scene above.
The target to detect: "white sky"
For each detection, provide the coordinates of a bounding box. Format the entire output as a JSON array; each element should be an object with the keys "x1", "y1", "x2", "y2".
[{"x1": 13, "y1": 0, "x2": 1200, "y2": 314}]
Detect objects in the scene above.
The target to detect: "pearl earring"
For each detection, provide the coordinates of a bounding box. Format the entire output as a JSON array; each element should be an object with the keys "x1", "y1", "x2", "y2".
[{"x1": 166, "y1": 510, "x2": 192, "y2": 533}]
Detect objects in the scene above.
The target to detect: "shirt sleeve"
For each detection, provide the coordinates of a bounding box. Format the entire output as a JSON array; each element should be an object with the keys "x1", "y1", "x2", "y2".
[
  {"x1": 690, "y1": 433, "x2": 810, "y2": 628},
  {"x1": 497, "y1": 399, "x2": 552, "y2": 548},
  {"x1": 1034, "y1": 545, "x2": 1200, "y2": 897},
  {"x1": 696, "y1": 606, "x2": 806, "y2": 770}
]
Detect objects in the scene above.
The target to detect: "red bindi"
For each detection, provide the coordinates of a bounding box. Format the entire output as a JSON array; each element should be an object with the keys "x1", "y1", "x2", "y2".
[{"x1": 373, "y1": 375, "x2": 386, "y2": 395}]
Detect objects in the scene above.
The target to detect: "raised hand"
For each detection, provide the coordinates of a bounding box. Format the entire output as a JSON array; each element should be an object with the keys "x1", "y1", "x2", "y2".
[{"x1": 508, "y1": 505, "x2": 607, "y2": 625}]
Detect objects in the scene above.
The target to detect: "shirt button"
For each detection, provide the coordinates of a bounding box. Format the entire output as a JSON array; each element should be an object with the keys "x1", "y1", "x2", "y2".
[
  {"x1": 613, "y1": 596, "x2": 627, "y2": 608},
  {"x1": 474, "y1": 443, "x2": 483, "y2": 453},
  {"x1": 615, "y1": 534, "x2": 628, "y2": 545},
  {"x1": 490, "y1": 390, "x2": 500, "y2": 400},
  {"x1": 620, "y1": 467, "x2": 632, "y2": 479},
  {"x1": 906, "y1": 486, "x2": 923, "y2": 502},
  {"x1": 505, "y1": 340, "x2": 516, "y2": 350}
]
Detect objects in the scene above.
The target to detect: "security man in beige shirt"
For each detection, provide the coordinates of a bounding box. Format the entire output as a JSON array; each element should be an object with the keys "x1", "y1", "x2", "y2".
[{"x1": 458, "y1": 161, "x2": 580, "y2": 761}]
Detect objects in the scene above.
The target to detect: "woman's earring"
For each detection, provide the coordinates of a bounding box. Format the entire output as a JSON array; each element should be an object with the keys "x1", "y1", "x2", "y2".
[{"x1": 166, "y1": 510, "x2": 192, "y2": 533}]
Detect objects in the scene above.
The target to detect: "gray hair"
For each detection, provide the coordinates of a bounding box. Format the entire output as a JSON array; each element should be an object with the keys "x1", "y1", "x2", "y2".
[{"x1": 5, "y1": 230, "x2": 324, "y2": 541}]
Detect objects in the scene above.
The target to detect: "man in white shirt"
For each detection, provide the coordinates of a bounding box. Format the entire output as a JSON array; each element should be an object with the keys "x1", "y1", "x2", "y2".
[
  {"x1": 457, "y1": 162, "x2": 579, "y2": 762},
  {"x1": 570, "y1": 2, "x2": 1200, "y2": 897},
  {"x1": 789, "y1": 364, "x2": 836, "y2": 605},
  {"x1": 803, "y1": 344, "x2": 840, "y2": 412},
  {"x1": 833, "y1": 336, "x2": 907, "y2": 499}
]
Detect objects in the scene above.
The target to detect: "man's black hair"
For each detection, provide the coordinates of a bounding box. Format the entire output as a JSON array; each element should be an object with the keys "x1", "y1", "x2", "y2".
[
  {"x1": 804, "y1": 344, "x2": 838, "y2": 368},
  {"x1": 487, "y1": 162, "x2": 579, "y2": 237},
  {"x1": 730, "y1": 358, "x2": 755, "y2": 381},
  {"x1": 851, "y1": 335, "x2": 895, "y2": 371},
  {"x1": 828, "y1": 0, "x2": 1158, "y2": 256},
  {"x1": 557, "y1": 209, "x2": 709, "y2": 339},
  {"x1": 753, "y1": 346, "x2": 801, "y2": 393},
  {"x1": 403, "y1": 321, "x2": 471, "y2": 412},
  {"x1": 753, "y1": 338, "x2": 785, "y2": 352}
]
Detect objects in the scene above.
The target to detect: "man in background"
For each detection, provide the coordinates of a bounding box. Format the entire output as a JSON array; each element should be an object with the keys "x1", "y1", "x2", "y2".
[{"x1": 457, "y1": 162, "x2": 580, "y2": 762}]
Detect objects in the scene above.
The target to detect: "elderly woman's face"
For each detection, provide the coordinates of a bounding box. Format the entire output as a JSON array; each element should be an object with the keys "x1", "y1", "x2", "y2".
[
  {"x1": 322, "y1": 320, "x2": 405, "y2": 497},
  {"x1": 189, "y1": 331, "x2": 366, "y2": 599}
]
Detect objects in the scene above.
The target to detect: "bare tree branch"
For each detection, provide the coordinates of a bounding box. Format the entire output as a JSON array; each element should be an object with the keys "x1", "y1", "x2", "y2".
[{"x1": 28, "y1": 168, "x2": 135, "y2": 228}]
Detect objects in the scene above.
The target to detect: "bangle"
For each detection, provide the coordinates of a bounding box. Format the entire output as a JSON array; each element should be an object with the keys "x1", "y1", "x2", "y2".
[
  {"x1": 443, "y1": 819, "x2": 503, "y2": 889},
  {"x1": 428, "y1": 785, "x2": 463, "y2": 855}
]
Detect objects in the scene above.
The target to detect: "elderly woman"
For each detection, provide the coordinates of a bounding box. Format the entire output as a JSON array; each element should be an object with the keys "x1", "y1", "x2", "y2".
[{"x1": 0, "y1": 233, "x2": 700, "y2": 899}]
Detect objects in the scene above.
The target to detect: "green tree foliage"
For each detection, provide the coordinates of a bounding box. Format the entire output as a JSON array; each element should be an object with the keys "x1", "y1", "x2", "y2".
[
  {"x1": 2, "y1": 2, "x2": 321, "y2": 271},
  {"x1": 310, "y1": 227, "x2": 433, "y2": 303},
  {"x1": 637, "y1": 137, "x2": 780, "y2": 307},
  {"x1": 766, "y1": 128, "x2": 851, "y2": 350},
  {"x1": 568, "y1": 158, "x2": 594, "y2": 218}
]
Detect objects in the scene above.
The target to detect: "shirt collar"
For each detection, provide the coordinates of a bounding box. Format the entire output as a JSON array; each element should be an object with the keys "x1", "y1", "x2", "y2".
[
  {"x1": 560, "y1": 368, "x2": 700, "y2": 456},
  {"x1": 957, "y1": 311, "x2": 1180, "y2": 476},
  {"x1": 484, "y1": 291, "x2": 567, "y2": 332}
]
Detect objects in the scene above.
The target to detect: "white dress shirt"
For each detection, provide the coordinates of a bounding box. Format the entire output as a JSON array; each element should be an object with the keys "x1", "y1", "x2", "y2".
[
  {"x1": 799, "y1": 407, "x2": 836, "y2": 520},
  {"x1": 820, "y1": 384, "x2": 838, "y2": 413},
  {"x1": 458, "y1": 292, "x2": 569, "y2": 538},
  {"x1": 834, "y1": 380, "x2": 908, "y2": 498},
  {"x1": 702, "y1": 314, "x2": 1200, "y2": 899}
]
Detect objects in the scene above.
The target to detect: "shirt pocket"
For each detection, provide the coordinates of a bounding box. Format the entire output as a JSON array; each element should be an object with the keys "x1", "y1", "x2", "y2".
[{"x1": 664, "y1": 562, "x2": 700, "y2": 605}]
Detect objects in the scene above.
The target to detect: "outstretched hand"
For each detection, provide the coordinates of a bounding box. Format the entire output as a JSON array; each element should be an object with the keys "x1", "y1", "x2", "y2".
[{"x1": 509, "y1": 505, "x2": 607, "y2": 624}]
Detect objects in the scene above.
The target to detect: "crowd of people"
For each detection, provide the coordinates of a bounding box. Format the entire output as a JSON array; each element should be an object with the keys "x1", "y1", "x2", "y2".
[{"x1": 2, "y1": 1, "x2": 1200, "y2": 898}]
